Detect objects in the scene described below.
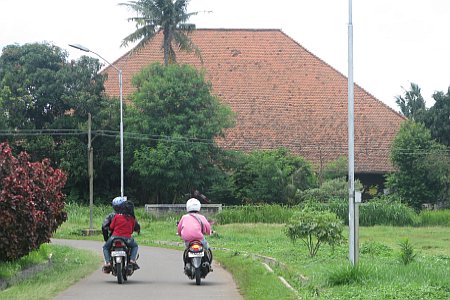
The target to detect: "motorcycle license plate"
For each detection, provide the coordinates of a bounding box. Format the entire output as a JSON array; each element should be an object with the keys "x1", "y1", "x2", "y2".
[
  {"x1": 188, "y1": 252, "x2": 204, "y2": 258},
  {"x1": 111, "y1": 250, "x2": 126, "y2": 257}
]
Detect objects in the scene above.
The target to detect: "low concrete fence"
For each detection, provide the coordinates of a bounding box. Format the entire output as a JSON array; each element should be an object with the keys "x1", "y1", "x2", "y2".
[{"x1": 145, "y1": 204, "x2": 222, "y2": 218}]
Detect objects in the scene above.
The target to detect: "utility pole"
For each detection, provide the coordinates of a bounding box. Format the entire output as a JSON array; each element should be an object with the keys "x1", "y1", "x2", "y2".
[{"x1": 348, "y1": 0, "x2": 358, "y2": 265}]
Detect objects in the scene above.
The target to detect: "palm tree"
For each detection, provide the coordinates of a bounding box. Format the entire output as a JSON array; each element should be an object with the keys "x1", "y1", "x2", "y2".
[
  {"x1": 395, "y1": 82, "x2": 426, "y2": 120},
  {"x1": 120, "y1": 0, "x2": 201, "y2": 66}
]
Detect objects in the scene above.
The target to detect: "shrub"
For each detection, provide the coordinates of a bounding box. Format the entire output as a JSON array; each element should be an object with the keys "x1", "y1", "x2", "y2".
[
  {"x1": 419, "y1": 209, "x2": 450, "y2": 226},
  {"x1": 398, "y1": 238, "x2": 417, "y2": 265},
  {"x1": 360, "y1": 241, "x2": 393, "y2": 257},
  {"x1": 285, "y1": 208, "x2": 344, "y2": 257},
  {"x1": 296, "y1": 177, "x2": 363, "y2": 203},
  {"x1": 299, "y1": 196, "x2": 419, "y2": 226},
  {"x1": 216, "y1": 204, "x2": 295, "y2": 224},
  {"x1": 326, "y1": 264, "x2": 371, "y2": 286},
  {"x1": 359, "y1": 196, "x2": 419, "y2": 226},
  {"x1": 0, "y1": 143, "x2": 67, "y2": 261}
]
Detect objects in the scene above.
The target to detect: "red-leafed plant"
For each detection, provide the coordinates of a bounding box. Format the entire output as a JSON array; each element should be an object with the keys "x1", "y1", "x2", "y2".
[{"x1": 0, "y1": 142, "x2": 67, "y2": 261}]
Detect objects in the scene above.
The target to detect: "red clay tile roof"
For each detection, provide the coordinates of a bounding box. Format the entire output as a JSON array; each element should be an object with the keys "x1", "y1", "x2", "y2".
[{"x1": 103, "y1": 29, "x2": 405, "y2": 174}]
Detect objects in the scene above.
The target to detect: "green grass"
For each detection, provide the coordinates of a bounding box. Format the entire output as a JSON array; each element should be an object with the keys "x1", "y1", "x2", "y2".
[
  {"x1": 214, "y1": 250, "x2": 297, "y2": 300},
  {"x1": 0, "y1": 244, "x2": 51, "y2": 280},
  {"x1": 18, "y1": 204, "x2": 450, "y2": 299},
  {"x1": 419, "y1": 209, "x2": 450, "y2": 226},
  {"x1": 0, "y1": 244, "x2": 99, "y2": 300}
]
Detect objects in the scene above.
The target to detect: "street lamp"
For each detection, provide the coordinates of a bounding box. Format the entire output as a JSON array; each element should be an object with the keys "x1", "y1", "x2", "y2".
[{"x1": 69, "y1": 44, "x2": 125, "y2": 199}]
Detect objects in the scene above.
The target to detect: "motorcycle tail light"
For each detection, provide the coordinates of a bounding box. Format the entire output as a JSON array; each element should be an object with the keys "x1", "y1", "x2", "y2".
[
  {"x1": 114, "y1": 240, "x2": 125, "y2": 247},
  {"x1": 190, "y1": 244, "x2": 202, "y2": 252}
]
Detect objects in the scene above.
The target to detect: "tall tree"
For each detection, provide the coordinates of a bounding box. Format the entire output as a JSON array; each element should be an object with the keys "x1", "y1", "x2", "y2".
[
  {"x1": 125, "y1": 63, "x2": 235, "y2": 203},
  {"x1": 120, "y1": 0, "x2": 201, "y2": 65},
  {"x1": 0, "y1": 43, "x2": 122, "y2": 202},
  {"x1": 386, "y1": 120, "x2": 442, "y2": 210},
  {"x1": 395, "y1": 82, "x2": 426, "y2": 120},
  {"x1": 424, "y1": 88, "x2": 450, "y2": 146}
]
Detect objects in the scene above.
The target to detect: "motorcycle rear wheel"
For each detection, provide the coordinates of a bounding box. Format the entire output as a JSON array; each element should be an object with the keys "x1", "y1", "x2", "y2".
[
  {"x1": 117, "y1": 263, "x2": 124, "y2": 284},
  {"x1": 195, "y1": 268, "x2": 201, "y2": 285}
]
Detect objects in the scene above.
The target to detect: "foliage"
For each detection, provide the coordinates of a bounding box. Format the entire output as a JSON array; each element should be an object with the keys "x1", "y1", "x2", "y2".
[
  {"x1": 295, "y1": 177, "x2": 362, "y2": 203},
  {"x1": 126, "y1": 63, "x2": 235, "y2": 203},
  {"x1": 320, "y1": 156, "x2": 348, "y2": 182},
  {"x1": 297, "y1": 195, "x2": 420, "y2": 227},
  {"x1": 387, "y1": 120, "x2": 442, "y2": 210},
  {"x1": 360, "y1": 241, "x2": 393, "y2": 257},
  {"x1": 326, "y1": 264, "x2": 371, "y2": 286},
  {"x1": 422, "y1": 87, "x2": 450, "y2": 146},
  {"x1": 398, "y1": 238, "x2": 417, "y2": 265},
  {"x1": 215, "y1": 197, "x2": 421, "y2": 227},
  {"x1": 0, "y1": 143, "x2": 67, "y2": 261},
  {"x1": 419, "y1": 209, "x2": 450, "y2": 226},
  {"x1": 216, "y1": 204, "x2": 296, "y2": 225},
  {"x1": 395, "y1": 82, "x2": 426, "y2": 120},
  {"x1": 120, "y1": 0, "x2": 201, "y2": 65},
  {"x1": 421, "y1": 145, "x2": 450, "y2": 205},
  {"x1": 0, "y1": 243, "x2": 51, "y2": 279},
  {"x1": 285, "y1": 208, "x2": 344, "y2": 257},
  {"x1": 358, "y1": 196, "x2": 419, "y2": 226},
  {"x1": 0, "y1": 244, "x2": 98, "y2": 299},
  {"x1": 55, "y1": 205, "x2": 450, "y2": 299},
  {"x1": 231, "y1": 148, "x2": 316, "y2": 204},
  {"x1": 0, "y1": 42, "x2": 121, "y2": 202}
]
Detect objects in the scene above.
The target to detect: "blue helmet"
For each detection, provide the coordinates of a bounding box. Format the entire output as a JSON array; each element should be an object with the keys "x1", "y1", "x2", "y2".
[{"x1": 112, "y1": 196, "x2": 126, "y2": 210}]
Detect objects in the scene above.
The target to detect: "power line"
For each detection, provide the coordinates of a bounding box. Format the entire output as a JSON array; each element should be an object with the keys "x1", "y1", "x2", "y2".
[{"x1": 0, "y1": 129, "x2": 448, "y2": 154}]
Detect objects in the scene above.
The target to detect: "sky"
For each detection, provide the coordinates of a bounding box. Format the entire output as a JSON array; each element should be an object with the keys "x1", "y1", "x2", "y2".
[{"x1": 1, "y1": 0, "x2": 450, "y2": 110}]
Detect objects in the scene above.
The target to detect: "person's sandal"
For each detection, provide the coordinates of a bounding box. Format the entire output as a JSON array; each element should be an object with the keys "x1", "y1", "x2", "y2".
[
  {"x1": 130, "y1": 262, "x2": 140, "y2": 270},
  {"x1": 102, "y1": 264, "x2": 111, "y2": 274}
]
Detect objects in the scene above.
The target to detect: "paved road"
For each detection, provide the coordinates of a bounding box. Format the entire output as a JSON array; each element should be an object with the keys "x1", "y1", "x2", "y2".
[{"x1": 52, "y1": 239, "x2": 243, "y2": 300}]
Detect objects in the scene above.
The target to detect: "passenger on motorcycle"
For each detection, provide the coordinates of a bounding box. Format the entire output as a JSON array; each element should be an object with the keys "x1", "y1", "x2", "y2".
[
  {"x1": 102, "y1": 196, "x2": 140, "y2": 273},
  {"x1": 177, "y1": 198, "x2": 213, "y2": 264}
]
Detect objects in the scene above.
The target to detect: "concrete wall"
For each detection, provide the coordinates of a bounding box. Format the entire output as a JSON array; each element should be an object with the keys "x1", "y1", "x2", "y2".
[{"x1": 145, "y1": 204, "x2": 222, "y2": 218}]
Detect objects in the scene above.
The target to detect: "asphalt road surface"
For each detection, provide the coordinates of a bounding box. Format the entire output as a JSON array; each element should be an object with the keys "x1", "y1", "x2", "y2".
[{"x1": 51, "y1": 239, "x2": 243, "y2": 300}]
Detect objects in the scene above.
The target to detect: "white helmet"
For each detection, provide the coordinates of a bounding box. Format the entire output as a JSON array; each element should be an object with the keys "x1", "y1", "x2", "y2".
[{"x1": 186, "y1": 198, "x2": 201, "y2": 212}]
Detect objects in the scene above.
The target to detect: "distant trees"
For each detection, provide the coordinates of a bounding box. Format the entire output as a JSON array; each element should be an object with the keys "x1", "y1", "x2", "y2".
[
  {"x1": 387, "y1": 120, "x2": 448, "y2": 210},
  {"x1": 391, "y1": 84, "x2": 450, "y2": 209},
  {"x1": 126, "y1": 63, "x2": 235, "y2": 202},
  {"x1": 0, "y1": 42, "x2": 124, "y2": 202},
  {"x1": 395, "y1": 83, "x2": 426, "y2": 121},
  {"x1": 230, "y1": 148, "x2": 316, "y2": 204},
  {"x1": 422, "y1": 88, "x2": 450, "y2": 147}
]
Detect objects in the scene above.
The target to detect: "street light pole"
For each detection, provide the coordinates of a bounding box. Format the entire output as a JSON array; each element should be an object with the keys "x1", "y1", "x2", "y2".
[
  {"x1": 69, "y1": 44, "x2": 125, "y2": 198},
  {"x1": 347, "y1": 0, "x2": 358, "y2": 265}
]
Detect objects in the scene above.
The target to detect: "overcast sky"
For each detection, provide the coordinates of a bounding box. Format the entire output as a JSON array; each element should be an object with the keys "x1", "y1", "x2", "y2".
[{"x1": 1, "y1": 0, "x2": 449, "y2": 110}]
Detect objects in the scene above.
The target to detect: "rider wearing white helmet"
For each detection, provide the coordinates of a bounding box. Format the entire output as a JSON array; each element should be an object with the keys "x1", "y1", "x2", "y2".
[{"x1": 177, "y1": 198, "x2": 213, "y2": 267}]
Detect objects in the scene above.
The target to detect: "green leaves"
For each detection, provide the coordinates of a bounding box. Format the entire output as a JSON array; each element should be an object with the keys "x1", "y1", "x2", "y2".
[
  {"x1": 388, "y1": 120, "x2": 447, "y2": 209},
  {"x1": 285, "y1": 208, "x2": 344, "y2": 257},
  {"x1": 126, "y1": 63, "x2": 235, "y2": 201},
  {"x1": 232, "y1": 148, "x2": 316, "y2": 204}
]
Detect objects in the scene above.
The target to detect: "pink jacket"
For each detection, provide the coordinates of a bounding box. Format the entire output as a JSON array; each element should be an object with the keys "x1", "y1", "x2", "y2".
[{"x1": 177, "y1": 213, "x2": 211, "y2": 243}]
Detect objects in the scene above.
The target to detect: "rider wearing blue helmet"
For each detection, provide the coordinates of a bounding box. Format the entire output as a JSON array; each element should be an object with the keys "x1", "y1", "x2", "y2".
[{"x1": 101, "y1": 196, "x2": 140, "y2": 273}]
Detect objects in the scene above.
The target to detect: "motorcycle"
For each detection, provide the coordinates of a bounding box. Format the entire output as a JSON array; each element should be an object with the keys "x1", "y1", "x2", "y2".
[
  {"x1": 183, "y1": 240, "x2": 212, "y2": 285},
  {"x1": 109, "y1": 238, "x2": 137, "y2": 284}
]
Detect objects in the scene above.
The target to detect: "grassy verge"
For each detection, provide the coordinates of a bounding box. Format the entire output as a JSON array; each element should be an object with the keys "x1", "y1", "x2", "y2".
[
  {"x1": 51, "y1": 204, "x2": 450, "y2": 299},
  {"x1": 0, "y1": 244, "x2": 99, "y2": 300}
]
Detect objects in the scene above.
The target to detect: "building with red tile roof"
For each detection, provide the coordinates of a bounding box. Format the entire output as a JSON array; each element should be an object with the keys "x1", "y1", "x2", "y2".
[{"x1": 103, "y1": 29, "x2": 405, "y2": 183}]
